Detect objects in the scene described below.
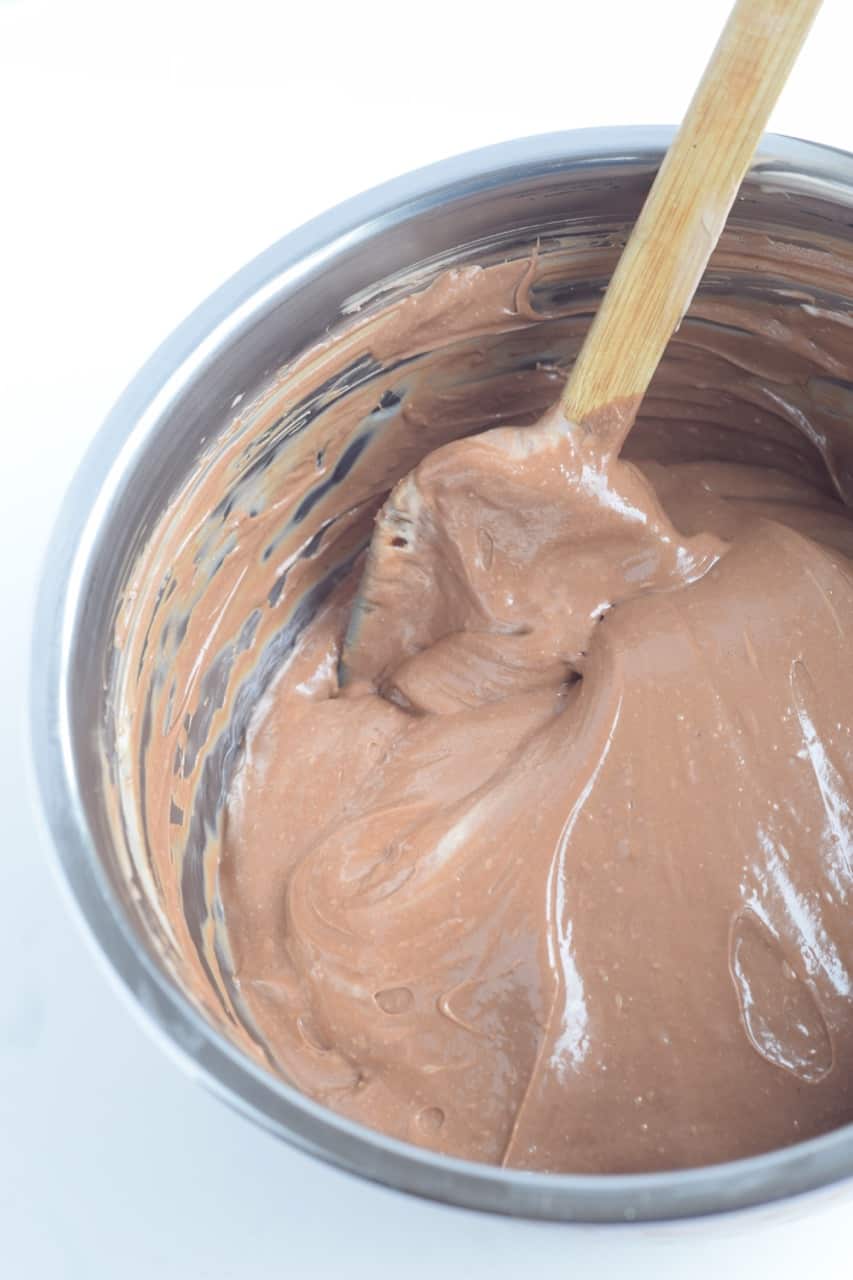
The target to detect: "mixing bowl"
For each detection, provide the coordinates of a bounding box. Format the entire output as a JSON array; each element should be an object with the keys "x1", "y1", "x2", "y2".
[{"x1": 31, "y1": 126, "x2": 853, "y2": 1222}]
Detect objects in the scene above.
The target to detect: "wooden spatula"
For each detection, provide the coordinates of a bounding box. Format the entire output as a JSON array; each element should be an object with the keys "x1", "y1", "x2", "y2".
[
  {"x1": 341, "y1": 0, "x2": 822, "y2": 688},
  {"x1": 562, "y1": 0, "x2": 822, "y2": 450}
]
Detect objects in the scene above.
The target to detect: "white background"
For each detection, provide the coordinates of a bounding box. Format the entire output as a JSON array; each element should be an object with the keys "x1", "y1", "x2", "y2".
[{"x1": 4, "y1": 0, "x2": 853, "y2": 1274}]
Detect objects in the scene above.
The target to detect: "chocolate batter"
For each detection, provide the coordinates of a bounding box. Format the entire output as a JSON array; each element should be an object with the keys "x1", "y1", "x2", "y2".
[{"x1": 108, "y1": 230, "x2": 853, "y2": 1174}]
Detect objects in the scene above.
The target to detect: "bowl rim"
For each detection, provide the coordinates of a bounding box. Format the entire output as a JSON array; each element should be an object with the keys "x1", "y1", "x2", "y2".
[{"x1": 29, "y1": 125, "x2": 853, "y2": 1223}]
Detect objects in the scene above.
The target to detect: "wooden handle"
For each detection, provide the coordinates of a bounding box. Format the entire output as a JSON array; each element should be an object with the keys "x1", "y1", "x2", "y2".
[{"x1": 561, "y1": 0, "x2": 822, "y2": 442}]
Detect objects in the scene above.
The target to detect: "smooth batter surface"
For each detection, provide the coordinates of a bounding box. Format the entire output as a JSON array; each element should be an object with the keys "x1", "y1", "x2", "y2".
[
  {"x1": 222, "y1": 407, "x2": 853, "y2": 1173},
  {"x1": 108, "y1": 232, "x2": 853, "y2": 1175}
]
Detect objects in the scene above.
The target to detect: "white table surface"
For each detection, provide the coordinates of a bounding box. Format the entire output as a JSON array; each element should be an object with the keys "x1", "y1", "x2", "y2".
[{"x1": 5, "y1": 1, "x2": 853, "y2": 1274}]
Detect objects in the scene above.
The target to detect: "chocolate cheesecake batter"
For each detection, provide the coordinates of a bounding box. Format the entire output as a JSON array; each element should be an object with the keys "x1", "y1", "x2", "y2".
[{"x1": 108, "y1": 229, "x2": 853, "y2": 1174}]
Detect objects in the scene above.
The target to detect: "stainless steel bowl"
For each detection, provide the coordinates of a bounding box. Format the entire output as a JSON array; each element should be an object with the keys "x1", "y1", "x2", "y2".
[{"x1": 31, "y1": 126, "x2": 853, "y2": 1222}]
